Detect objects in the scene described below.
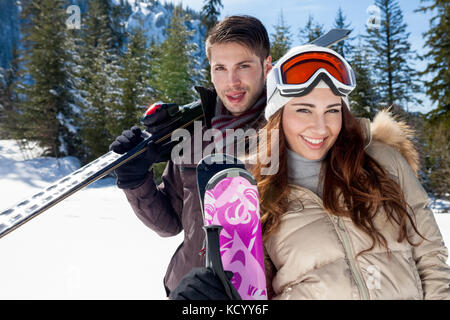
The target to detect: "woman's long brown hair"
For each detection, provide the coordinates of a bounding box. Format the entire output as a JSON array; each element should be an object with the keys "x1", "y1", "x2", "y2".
[{"x1": 251, "y1": 101, "x2": 425, "y2": 256}]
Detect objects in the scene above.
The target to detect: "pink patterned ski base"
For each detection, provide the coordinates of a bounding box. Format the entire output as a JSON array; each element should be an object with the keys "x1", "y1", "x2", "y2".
[{"x1": 204, "y1": 175, "x2": 267, "y2": 300}]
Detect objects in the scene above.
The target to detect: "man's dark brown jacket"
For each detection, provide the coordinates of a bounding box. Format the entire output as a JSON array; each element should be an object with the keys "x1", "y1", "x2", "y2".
[{"x1": 122, "y1": 86, "x2": 266, "y2": 295}]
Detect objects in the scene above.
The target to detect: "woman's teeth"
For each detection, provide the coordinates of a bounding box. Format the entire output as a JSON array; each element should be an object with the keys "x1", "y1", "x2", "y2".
[{"x1": 302, "y1": 136, "x2": 325, "y2": 145}]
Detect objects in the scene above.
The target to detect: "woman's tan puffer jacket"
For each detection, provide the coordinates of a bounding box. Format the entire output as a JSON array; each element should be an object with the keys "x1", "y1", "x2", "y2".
[{"x1": 264, "y1": 111, "x2": 450, "y2": 300}]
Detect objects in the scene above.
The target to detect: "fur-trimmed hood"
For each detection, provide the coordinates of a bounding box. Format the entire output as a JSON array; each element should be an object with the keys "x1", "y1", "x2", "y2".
[{"x1": 360, "y1": 110, "x2": 420, "y2": 175}]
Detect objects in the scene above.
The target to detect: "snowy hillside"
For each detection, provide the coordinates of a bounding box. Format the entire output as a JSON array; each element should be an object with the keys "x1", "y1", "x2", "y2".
[
  {"x1": 122, "y1": 0, "x2": 205, "y2": 51},
  {"x1": 0, "y1": 139, "x2": 449, "y2": 299},
  {"x1": 0, "y1": 140, "x2": 183, "y2": 299}
]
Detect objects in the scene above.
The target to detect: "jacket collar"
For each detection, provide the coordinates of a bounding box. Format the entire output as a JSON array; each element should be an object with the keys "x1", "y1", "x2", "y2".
[{"x1": 194, "y1": 86, "x2": 217, "y2": 129}]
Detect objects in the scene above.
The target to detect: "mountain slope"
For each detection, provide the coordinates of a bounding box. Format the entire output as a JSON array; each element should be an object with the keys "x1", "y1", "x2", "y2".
[{"x1": 0, "y1": 0, "x2": 206, "y2": 69}]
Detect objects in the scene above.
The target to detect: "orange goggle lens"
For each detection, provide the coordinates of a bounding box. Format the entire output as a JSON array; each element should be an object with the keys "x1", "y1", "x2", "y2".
[{"x1": 281, "y1": 51, "x2": 352, "y2": 86}]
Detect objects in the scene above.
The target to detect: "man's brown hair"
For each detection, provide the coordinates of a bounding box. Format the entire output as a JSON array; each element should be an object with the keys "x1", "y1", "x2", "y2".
[{"x1": 206, "y1": 15, "x2": 270, "y2": 62}]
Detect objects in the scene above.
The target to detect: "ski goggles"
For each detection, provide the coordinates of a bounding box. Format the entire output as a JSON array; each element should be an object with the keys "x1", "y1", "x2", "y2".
[{"x1": 266, "y1": 45, "x2": 356, "y2": 119}]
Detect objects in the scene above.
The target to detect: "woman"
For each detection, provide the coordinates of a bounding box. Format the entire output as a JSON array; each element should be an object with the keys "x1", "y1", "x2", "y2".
[
  {"x1": 170, "y1": 45, "x2": 450, "y2": 300},
  {"x1": 253, "y1": 45, "x2": 450, "y2": 300}
]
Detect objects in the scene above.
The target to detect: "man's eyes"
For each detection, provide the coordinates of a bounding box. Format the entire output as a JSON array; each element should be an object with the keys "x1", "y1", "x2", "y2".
[{"x1": 214, "y1": 65, "x2": 251, "y2": 71}]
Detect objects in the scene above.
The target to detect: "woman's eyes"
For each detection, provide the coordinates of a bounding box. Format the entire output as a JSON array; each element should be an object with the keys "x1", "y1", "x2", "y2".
[{"x1": 295, "y1": 108, "x2": 341, "y2": 114}]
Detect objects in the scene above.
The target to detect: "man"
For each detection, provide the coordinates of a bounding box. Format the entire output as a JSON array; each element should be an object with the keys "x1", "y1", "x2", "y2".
[{"x1": 109, "y1": 15, "x2": 272, "y2": 296}]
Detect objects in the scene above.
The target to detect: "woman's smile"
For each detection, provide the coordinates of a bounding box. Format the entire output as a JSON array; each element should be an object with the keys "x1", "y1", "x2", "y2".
[{"x1": 300, "y1": 135, "x2": 328, "y2": 149}]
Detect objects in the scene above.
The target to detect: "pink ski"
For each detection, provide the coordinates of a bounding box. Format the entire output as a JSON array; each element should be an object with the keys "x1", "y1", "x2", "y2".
[{"x1": 203, "y1": 168, "x2": 267, "y2": 300}]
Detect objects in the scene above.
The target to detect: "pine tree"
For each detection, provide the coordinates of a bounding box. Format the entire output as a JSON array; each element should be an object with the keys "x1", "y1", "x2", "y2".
[
  {"x1": 415, "y1": 0, "x2": 450, "y2": 200},
  {"x1": 298, "y1": 15, "x2": 324, "y2": 44},
  {"x1": 108, "y1": 21, "x2": 154, "y2": 138},
  {"x1": 64, "y1": 20, "x2": 89, "y2": 159},
  {"x1": 365, "y1": 0, "x2": 421, "y2": 108},
  {"x1": 349, "y1": 38, "x2": 380, "y2": 118},
  {"x1": 78, "y1": 0, "x2": 123, "y2": 161},
  {"x1": 15, "y1": 0, "x2": 75, "y2": 157},
  {"x1": 331, "y1": 7, "x2": 354, "y2": 58},
  {"x1": 200, "y1": 0, "x2": 223, "y2": 86},
  {"x1": 148, "y1": 36, "x2": 162, "y2": 86},
  {"x1": 80, "y1": 0, "x2": 117, "y2": 69},
  {"x1": 415, "y1": 0, "x2": 449, "y2": 116},
  {"x1": 152, "y1": 6, "x2": 198, "y2": 105},
  {"x1": 270, "y1": 10, "x2": 292, "y2": 62},
  {"x1": 422, "y1": 118, "x2": 450, "y2": 200},
  {"x1": 110, "y1": 0, "x2": 132, "y2": 52},
  {"x1": 0, "y1": 0, "x2": 20, "y2": 69},
  {"x1": 201, "y1": 0, "x2": 223, "y2": 33},
  {"x1": 0, "y1": 43, "x2": 19, "y2": 139}
]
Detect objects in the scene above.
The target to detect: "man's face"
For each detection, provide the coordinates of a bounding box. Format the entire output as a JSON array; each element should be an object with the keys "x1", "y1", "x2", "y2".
[{"x1": 209, "y1": 42, "x2": 272, "y2": 116}]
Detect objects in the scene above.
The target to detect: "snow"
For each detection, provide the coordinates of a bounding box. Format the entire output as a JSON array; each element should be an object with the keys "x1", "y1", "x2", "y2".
[
  {"x1": 0, "y1": 139, "x2": 449, "y2": 299},
  {"x1": 430, "y1": 197, "x2": 450, "y2": 214},
  {"x1": 0, "y1": 140, "x2": 183, "y2": 299}
]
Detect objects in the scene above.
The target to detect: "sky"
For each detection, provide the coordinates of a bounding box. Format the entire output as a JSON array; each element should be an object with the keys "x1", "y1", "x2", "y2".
[{"x1": 176, "y1": 0, "x2": 435, "y2": 113}]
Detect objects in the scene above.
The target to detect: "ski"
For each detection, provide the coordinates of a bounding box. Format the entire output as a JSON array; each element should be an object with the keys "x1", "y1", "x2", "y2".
[
  {"x1": 0, "y1": 101, "x2": 203, "y2": 239},
  {"x1": 310, "y1": 28, "x2": 351, "y2": 47},
  {"x1": 197, "y1": 154, "x2": 266, "y2": 300}
]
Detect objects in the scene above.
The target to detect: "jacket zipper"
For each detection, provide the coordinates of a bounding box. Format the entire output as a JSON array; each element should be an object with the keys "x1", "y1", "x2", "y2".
[
  {"x1": 288, "y1": 185, "x2": 371, "y2": 299},
  {"x1": 334, "y1": 216, "x2": 370, "y2": 300}
]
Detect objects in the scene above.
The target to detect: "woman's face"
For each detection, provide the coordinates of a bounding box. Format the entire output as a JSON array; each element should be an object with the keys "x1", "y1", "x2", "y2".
[{"x1": 281, "y1": 87, "x2": 342, "y2": 160}]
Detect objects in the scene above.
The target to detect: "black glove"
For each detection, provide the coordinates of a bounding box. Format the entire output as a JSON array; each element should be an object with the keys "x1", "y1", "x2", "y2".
[
  {"x1": 109, "y1": 126, "x2": 159, "y2": 189},
  {"x1": 170, "y1": 267, "x2": 234, "y2": 300}
]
